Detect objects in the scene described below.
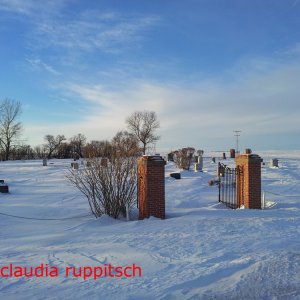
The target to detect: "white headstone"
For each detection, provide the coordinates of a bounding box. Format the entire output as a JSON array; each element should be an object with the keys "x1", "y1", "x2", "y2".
[{"x1": 197, "y1": 155, "x2": 203, "y2": 166}]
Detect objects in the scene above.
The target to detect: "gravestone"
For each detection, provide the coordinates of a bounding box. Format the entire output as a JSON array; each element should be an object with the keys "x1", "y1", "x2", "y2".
[
  {"x1": 230, "y1": 149, "x2": 235, "y2": 158},
  {"x1": 194, "y1": 163, "x2": 202, "y2": 172},
  {"x1": 170, "y1": 172, "x2": 181, "y2": 179},
  {"x1": 0, "y1": 181, "x2": 9, "y2": 193},
  {"x1": 71, "y1": 162, "x2": 79, "y2": 169},
  {"x1": 195, "y1": 153, "x2": 203, "y2": 171},
  {"x1": 269, "y1": 159, "x2": 279, "y2": 168},
  {"x1": 167, "y1": 152, "x2": 174, "y2": 162}
]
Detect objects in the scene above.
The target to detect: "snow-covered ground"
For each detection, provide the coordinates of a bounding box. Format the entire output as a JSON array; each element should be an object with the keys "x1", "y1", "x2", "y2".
[{"x1": 0, "y1": 151, "x2": 300, "y2": 299}]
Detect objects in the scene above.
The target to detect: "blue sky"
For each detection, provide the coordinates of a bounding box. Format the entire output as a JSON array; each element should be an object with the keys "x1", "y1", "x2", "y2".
[{"x1": 1, "y1": 0, "x2": 300, "y2": 151}]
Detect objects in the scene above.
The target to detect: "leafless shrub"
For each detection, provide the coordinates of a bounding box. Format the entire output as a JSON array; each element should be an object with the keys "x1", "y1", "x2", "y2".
[
  {"x1": 66, "y1": 157, "x2": 137, "y2": 219},
  {"x1": 173, "y1": 147, "x2": 195, "y2": 170}
]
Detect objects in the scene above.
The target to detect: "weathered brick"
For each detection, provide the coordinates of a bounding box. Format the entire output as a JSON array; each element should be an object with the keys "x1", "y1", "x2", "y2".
[
  {"x1": 138, "y1": 156, "x2": 166, "y2": 219},
  {"x1": 236, "y1": 154, "x2": 263, "y2": 209}
]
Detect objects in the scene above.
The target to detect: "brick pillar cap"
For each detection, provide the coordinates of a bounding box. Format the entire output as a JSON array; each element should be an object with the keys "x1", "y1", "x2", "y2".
[
  {"x1": 236, "y1": 153, "x2": 263, "y2": 162},
  {"x1": 141, "y1": 155, "x2": 164, "y2": 161},
  {"x1": 138, "y1": 155, "x2": 166, "y2": 165}
]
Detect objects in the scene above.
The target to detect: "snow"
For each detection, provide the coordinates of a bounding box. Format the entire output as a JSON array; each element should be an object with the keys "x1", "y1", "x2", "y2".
[{"x1": 0, "y1": 152, "x2": 300, "y2": 299}]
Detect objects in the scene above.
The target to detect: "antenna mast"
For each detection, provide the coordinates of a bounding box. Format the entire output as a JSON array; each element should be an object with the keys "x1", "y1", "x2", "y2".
[{"x1": 233, "y1": 130, "x2": 241, "y2": 155}]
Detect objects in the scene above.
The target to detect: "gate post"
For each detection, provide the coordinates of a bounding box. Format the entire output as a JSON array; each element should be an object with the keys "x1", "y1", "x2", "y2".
[
  {"x1": 235, "y1": 153, "x2": 263, "y2": 209},
  {"x1": 138, "y1": 155, "x2": 166, "y2": 219}
]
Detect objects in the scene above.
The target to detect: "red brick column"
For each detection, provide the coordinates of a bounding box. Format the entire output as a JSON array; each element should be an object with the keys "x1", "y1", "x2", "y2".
[
  {"x1": 235, "y1": 154, "x2": 263, "y2": 209},
  {"x1": 138, "y1": 155, "x2": 166, "y2": 219}
]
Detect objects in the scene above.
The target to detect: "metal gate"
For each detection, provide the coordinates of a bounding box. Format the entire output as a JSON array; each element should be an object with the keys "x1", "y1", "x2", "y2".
[{"x1": 218, "y1": 163, "x2": 244, "y2": 209}]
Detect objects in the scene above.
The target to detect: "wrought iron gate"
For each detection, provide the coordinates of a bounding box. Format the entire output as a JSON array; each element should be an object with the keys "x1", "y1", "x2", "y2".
[{"x1": 218, "y1": 163, "x2": 244, "y2": 209}]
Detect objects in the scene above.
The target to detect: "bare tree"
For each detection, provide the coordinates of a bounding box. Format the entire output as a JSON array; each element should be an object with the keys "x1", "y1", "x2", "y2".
[
  {"x1": 0, "y1": 98, "x2": 22, "y2": 160},
  {"x1": 83, "y1": 140, "x2": 112, "y2": 159},
  {"x1": 56, "y1": 142, "x2": 72, "y2": 159},
  {"x1": 70, "y1": 133, "x2": 87, "y2": 158},
  {"x1": 111, "y1": 130, "x2": 142, "y2": 158},
  {"x1": 44, "y1": 134, "x2": 66, "y2": 158},
  {"x1": 33, "y1": 145, "x2": 46, "y2": 159},
  {"x1": 126, "y1": 111, "x2": 160, "y2": 155}
]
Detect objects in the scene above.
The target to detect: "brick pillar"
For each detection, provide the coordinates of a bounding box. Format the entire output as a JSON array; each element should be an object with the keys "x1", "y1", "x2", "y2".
[
  {"x1": 235, "y1": 154, "x2": 263, "y2": 209},
  {"x1": 138, "y1": 155, "x2": 166, "y2": 219}
]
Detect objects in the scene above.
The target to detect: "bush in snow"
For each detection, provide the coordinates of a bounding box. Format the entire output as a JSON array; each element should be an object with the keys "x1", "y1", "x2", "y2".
[
  {"x1": 173, "y1": 147, "x2": 195, "y2": 170},
  {"x1": 66, "y1": 156, "x2": 137, "y2": 219}
]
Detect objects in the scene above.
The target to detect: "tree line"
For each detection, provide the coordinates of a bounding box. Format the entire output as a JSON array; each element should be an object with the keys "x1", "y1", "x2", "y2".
[{"x1": 0, "y1": 98, "x2": 160, "y2": 161}]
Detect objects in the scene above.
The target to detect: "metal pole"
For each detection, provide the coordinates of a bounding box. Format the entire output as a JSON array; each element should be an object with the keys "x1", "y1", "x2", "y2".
[
  {"x1": 233, "y1": 130, "x2": 241, "y2": 155},
  {"x1": 262, "y1": 191, "x2": 265, "y2": 209},
  {"x1": 218, "y1": 163, "x2": 221, "y2": 202}
]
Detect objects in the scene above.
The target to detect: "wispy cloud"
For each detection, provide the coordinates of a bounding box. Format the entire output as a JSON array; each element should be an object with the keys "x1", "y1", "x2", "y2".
[
  {"x1": 4, "y1": 1, "x2": 299, "y2": 150},
  {"x1": 0, "y1": 0, "x2": 66, "y2": 16},
  {"x1": 1, "y1": 1, "x2": 160, "y2": 72},
  {"x1": 22, "y1": 50, "x2": 300, "y2": 149},
  {"x1": 0, "y1": 0, "x2": 159, "y2": 54},
  {"x1": 30, "y1": 13, "x2": 159, "y2": 54},
  {"x1": 0, "y1": 0, "x2": 37, "y2": 15},
  {"x1": 26, "y1": 58, "x2": 61, "y2": 75},
  {"x1": 54, "y1": 56, "x2": 300, "y2": 149},
  {"x1": 282, "y1": 42, "x2": 300, "y2": 56}
]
